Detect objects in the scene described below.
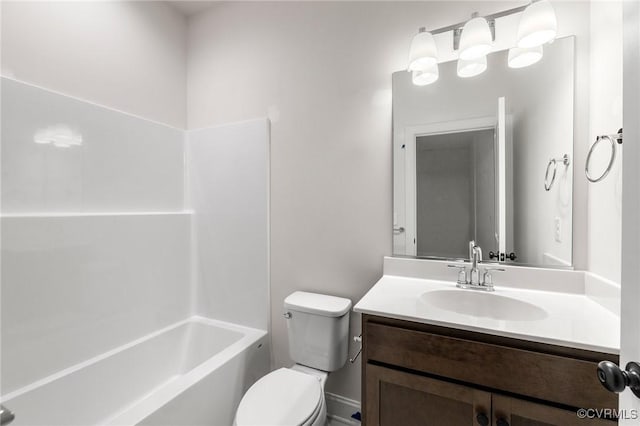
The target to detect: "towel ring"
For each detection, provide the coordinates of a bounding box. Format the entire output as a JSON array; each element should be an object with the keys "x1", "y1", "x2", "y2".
[
  {"x1": 545, "y1": 154, "x2": 570, "y2": 191},
  {"x1": 586, "y1": 129, "x2": 622, "y2": 183}
]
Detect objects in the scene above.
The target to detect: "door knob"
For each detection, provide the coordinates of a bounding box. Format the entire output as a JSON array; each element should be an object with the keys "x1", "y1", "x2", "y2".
[
  {"x1": 476, "y1": 413, "x2": 489, "y2": 426},
  {"x1": 597, "y1": 360, "x2": 640, "y2": 398},
  {"x1": 0, "y1": 405, "x2": 15, "y2": 426}
]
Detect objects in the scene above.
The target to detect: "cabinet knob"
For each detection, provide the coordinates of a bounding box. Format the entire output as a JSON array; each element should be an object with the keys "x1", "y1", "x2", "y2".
[
  {"x1": 475, "y1": 413, "x2": 489, "y2": 426},
  {"x1": 597, "y1": 360, "x2": 640, "y2": 398},
  {"x1": 496, "y1": 419, "x2": 510, "y2": 426}
]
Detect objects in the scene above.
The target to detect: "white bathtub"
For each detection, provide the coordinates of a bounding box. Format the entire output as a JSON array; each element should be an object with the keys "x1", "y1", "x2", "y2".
[{"x1": 0, "y1": 317, "x2": 269, "y2": 426}]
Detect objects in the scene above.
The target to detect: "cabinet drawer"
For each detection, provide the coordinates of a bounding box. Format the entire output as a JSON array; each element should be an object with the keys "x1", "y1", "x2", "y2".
[{"x1": 365, "y1": 321, "x2": 616, "y2": 410}]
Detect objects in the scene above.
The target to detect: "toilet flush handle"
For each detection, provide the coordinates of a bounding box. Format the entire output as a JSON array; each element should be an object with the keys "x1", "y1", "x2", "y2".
[
  {"x1": 349, "y1": 335, "x2": 363, "y2": 363},
  {"x1": 283, "y1": 312, "x2": 292, "y2": 319}
]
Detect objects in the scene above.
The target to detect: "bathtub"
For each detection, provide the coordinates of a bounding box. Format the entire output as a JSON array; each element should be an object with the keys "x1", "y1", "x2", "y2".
[{"x1": 1, "y1": 317, "x2": 269, "y2": 426}]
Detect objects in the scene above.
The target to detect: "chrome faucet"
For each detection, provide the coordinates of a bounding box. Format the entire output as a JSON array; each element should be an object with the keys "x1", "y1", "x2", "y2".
[
  {"x1": 449, "y1": 242, "x2": 503, "y2": 291},
  {"x1": 469, "y1": 243, "x2": 483, "y2": 286}
]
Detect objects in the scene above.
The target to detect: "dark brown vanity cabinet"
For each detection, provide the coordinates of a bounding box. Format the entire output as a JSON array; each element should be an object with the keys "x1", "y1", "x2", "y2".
[{"x1": 362, "y1": 315, "x2": 619, "y2": 426}]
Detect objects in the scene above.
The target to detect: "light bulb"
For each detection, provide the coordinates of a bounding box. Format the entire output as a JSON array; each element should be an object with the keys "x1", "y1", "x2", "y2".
[
  {"x1": 457, "y1": 56, "x2": 487, "y2": 78},
  {"x1": 412, "y1": 65, "x2": 439, "y2": 86},
  {"x1": 508, "y1": 45, "x2": 543, "y2": 68}
]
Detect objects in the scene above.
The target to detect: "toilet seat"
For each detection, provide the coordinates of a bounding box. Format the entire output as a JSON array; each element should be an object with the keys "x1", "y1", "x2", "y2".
[{"x1": 235, "y1": 368, "x2": 323, "y2": 426}]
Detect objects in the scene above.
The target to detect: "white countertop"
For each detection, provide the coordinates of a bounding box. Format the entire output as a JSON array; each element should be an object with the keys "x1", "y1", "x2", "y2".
[{"x1": 354, "y1": 275, "x2": 620, "y2": 354}]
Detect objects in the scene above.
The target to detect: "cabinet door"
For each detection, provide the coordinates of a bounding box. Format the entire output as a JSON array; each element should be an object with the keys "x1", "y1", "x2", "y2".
[
  {"x1": 492, "y1": 394, "x2": 615, "y2": 426},
  {"x1": 365, "y1": 363, "x2": 492, "y2": 426}
]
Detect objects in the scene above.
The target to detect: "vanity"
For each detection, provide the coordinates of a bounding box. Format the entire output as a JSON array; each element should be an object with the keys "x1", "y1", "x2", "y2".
[{"x1": 354, "y1": 259, "x2": 620, "y2": 426}]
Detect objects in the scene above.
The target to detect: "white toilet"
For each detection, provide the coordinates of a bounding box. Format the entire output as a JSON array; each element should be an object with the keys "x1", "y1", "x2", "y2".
[{"x1": 235, "y1": 291, "x2": 352, "y2": 426}]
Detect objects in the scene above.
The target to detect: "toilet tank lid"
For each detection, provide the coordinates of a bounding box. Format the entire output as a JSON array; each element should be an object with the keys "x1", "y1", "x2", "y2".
[{"x1": 284, "y1": 292, "x2": 352, "y2": 317}]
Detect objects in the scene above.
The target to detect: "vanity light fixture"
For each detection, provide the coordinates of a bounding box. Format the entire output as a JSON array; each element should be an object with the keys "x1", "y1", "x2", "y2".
[
  {"x1": 412, "y1": 66, "x2": 439, "y2": 86},
  {"x1": 458, "y1": 13, "x2": 494, "y2": 60},
  {"x1": 457, "y1": 55, "x2": 487, "y2": 78},
  {"x1": 516, "y1": 0, "x2": 557, "y2": 48},
  {"x1": 407, "y1": 27, "x2": 438, "y2": 71},
  {"x1": 408, "y1": 2, "x2": 557, "y2": 86},
  {"x1": 508, "y1": 45, "x2": 543, "y2": 68}
]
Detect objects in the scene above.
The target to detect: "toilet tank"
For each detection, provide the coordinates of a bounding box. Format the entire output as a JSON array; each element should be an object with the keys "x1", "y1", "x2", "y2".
[{"x1": 284, "y1": 292, "x2": 352, "y2": 372}]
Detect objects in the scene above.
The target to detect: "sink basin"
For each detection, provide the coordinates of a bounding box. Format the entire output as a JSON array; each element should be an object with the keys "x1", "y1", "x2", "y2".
[{"x1": 420, "y1": 289, "x2": 548, "y2": 321}]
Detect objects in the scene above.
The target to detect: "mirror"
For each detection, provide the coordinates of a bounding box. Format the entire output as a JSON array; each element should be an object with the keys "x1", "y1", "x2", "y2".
[{"x1": 393, "y1": 36, "x2": 574, "y2": 267}]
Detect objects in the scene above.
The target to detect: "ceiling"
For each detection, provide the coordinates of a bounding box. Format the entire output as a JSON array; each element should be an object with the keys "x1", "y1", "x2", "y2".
[{"x1": 165, "y1": 1, "x2": 217, "y2": 17}]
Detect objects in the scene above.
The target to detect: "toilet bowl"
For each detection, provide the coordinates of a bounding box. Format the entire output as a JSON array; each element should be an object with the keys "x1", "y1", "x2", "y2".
[
  {"x1": 234, "y1": 365, "x2": 328, "y2": 426},
  {"x1": 234, "y1": 291, "x2": 352, "y2": 426}
]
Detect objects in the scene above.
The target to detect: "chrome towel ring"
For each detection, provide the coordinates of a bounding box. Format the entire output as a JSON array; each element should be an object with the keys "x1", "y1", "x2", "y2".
[
  {"x1": 586, "y1": 129, "x2": 623, "y2": 183},
  {"x1": 544, "y1": 154, "x2": 571, "y2": 191}
]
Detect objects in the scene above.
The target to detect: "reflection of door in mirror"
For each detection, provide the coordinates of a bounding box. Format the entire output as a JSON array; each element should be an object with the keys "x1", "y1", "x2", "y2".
[
  {"x1": 403, "y1": 106, "x2": 512, "y2": 259},
  {"x1": 416, "y1": 129, "x2": 494, "y2": 258}
]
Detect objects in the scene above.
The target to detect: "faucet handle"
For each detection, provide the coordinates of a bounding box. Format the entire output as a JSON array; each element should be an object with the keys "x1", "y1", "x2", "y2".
[
  {"x1": 482, "y1": 267, "x2": 505, "y2": 287},
  {"x1": 448, "y1": 264, "x2": 468, "y2": 285}
]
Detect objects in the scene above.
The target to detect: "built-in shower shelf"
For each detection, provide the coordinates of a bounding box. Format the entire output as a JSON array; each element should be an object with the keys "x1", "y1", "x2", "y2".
[{"x1": 0, "y1": 211, "x2": 194, "y2": 218}]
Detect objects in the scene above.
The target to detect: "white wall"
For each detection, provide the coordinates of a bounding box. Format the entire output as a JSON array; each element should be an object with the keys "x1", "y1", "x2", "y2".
[
  {"x1": 188, "y1": 0, "x2": 540, "y2": 401},
  {"x1": 587, "y1": 1, "x2": 623, "y2": 283},
  {"x1": 186, "y1": 1, "x2": 603, "y2": 401},
  {"x1": 187, "y1": 119, "x2": 270, "y2": 331},
  {"x1": 1, "y1": 78, "x2": 185, "y2": 214},
  {"x1": 0, "y1": 1, "x2": 193, "y2": 398},
  {"x1": 1, "y1": 1, "x2": 187, "y2": 128},
  {"x1": 0, "y1": 78, "x2": 192, "y2": 396},
  {"x1": 1, "y1": 213, "x2": 191, "y2": 394},
  {"x1": 620, "y1": 1, "x2": 640, "y2": 419}
]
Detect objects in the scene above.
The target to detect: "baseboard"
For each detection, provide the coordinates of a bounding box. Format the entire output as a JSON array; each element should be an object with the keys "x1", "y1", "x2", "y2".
[{"x1": 325, "y1": 392, "x2": 361, "y2": 425}]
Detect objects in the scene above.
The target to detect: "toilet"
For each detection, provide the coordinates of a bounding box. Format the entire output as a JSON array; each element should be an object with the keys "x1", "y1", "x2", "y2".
[{"x1": 235, "y1": 291, "x2": 352, "y2": 426}]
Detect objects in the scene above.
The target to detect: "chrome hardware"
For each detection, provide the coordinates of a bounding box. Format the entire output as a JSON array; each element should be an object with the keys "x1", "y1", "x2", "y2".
[
  {"x1": 544, "y1": 154, "x2": 570, "y2": 191},
  {"x1": 0, "y1": 405, "x2": 15, "y2": 426},
  {"x1": 393, "y1": 226, "x2": 405, "y2": 234},
  {"x1": 470, "y1": 245, "x2": 483, "y2": 286},
  {"x1": 449, "y1": 243, "x2": 504, "y2": 291},
  {"x1": 447, "y1": 264, "x2": 467, "y2": 286},
  {"x1": 488, "y1": 251, "x2": 517, "y2": 261},
  {"x1": 349, "y1": 334, "x2": 363, "y2": 363},
  {"x1": 586, "y1": 129, "x2": 623, "y2": 183},
  {"x1": 482, "y1": 267, "x2": 506, "y2": 287},
  {"x1": 283, "y1": 312, "x2": 292, "y2": 319}
]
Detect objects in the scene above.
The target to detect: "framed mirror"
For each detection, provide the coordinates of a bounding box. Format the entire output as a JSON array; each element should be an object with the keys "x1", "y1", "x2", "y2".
[{"x1": 393, "y1": 36, "x2": 574, "y2": 268}]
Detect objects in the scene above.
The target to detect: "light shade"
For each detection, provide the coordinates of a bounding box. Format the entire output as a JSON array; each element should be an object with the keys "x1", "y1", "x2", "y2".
[
  {"x1": 508, "y1": 45, "x2": 543, "y2": 68},
  {"x1": 408, "y1": 29, "x2": 438, "y2": 71},
  {"x1": 412, "y1": 66, "x2": 439, "y2": 86},
  {"x1": 517, "y1": 0, "x2": 557, "y2": 48},
  {"x1": 457, "y1": 56, "x2": 487, "y2": 78},
  {"x1": 459, "y1": 16, "x2": 493, "y2": 60}
]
